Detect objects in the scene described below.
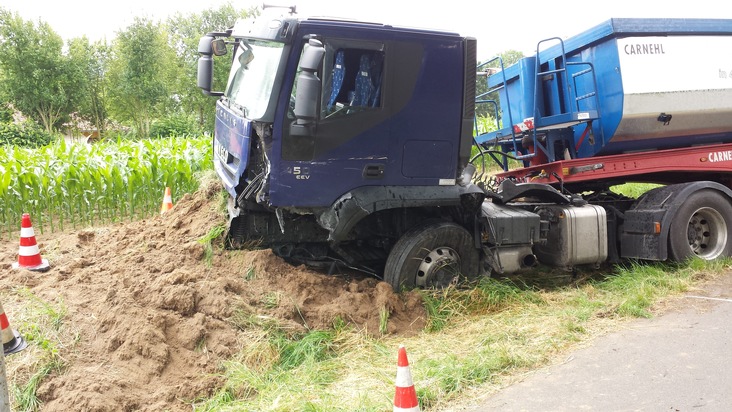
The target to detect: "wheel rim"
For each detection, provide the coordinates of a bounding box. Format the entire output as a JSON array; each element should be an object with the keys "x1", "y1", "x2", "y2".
[
  {"x1": 416, "y1": 247, "x2": 461, "y2": 288},
  {"x1": 686, "y1": 207, "x2": 728, "y2": 259}
]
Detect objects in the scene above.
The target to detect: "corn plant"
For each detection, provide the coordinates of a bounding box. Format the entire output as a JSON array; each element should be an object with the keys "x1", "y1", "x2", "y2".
[{"x1": 0, "y1": 136, "x2": 212, "y2": 239}]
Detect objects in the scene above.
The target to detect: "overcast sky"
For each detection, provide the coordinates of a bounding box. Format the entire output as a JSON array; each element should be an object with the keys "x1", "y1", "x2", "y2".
[{"x1": 3, "y1": 0, "x2": 731, "y2": 59}]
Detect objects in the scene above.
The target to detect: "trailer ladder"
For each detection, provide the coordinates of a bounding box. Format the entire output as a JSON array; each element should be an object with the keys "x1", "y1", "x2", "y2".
[
  {"x1": 529, "y1": 37, "x2": 602, "y2": 162},
  {"x1": 474, "y1": 37, "x2": 603, "y2": 171}
]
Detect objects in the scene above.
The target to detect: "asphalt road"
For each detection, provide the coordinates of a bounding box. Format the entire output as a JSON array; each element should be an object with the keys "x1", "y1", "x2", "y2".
[{"x1": 454, "y1": 273, "x2": 732, "y2": 412}]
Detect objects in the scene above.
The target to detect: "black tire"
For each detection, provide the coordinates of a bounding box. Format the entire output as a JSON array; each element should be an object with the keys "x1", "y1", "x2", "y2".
[
  {"x1": 668, "y1": 190, "x2": 732, "y2": 261},
  {"x1": 384, "y1": 221, "x2": 480, "y2": 291}
]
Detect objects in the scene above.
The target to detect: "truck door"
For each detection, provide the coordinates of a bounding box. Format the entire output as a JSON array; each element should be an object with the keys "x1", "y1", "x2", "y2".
[{"x1": 273, "y1": 37, "x2": 391, "y2": 207}]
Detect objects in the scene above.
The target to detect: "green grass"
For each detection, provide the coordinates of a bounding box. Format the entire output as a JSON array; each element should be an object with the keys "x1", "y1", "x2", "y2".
[
  {"x1": 13, "y1": 360, "x2": 64, "y2": 412},
  {"x1": 198, "y1": 224, "x2": 226, "y2": 265},
  {"x1": 3, "y1": 289, "x2": 72, "y2": 411},
  {"x1": 244, "y1": 266, "x2": 256, "y2": 281},
  {"x1": 599, "y1": 259, "x2": 722, "y2": 317},
  {"x1": 611, "y1": 182, "x2": 662, "y2": 198},
  {"x1": 194, "y1": 257, "x2": 730, "y2": 411},
  {"x1": 378, "y1": 307, "x2": 389, "y2": 335},
  {"x1": 198, "y1": 329, "x2": 341, "y2": 411},
  {"x1": 421, "y1": 277, "x2": 542, "y2": 333}
]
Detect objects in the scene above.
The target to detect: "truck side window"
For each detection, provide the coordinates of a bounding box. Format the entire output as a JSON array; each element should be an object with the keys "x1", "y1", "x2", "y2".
[
  {"x1": 283, "y1": 39, "x2": 386, "y2": 161},
  {"x1": 321, "y1": 45, "x2": 384, "y2": 118}
]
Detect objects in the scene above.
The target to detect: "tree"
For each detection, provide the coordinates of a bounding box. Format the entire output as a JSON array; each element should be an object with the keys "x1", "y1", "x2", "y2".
[
  {"x1": 67, "y1": 37, "x2": 110, "y2": 136},
  {"x1": 107, "y1": 17, "x2": 180, "y2": 138},
  {"x1": 166, "y1": 3, "x2": 253, "y2": 131},
  {"x1": 0, "y1": 8, "x2": 85, "y2": 132},
  {"x1": 475, "y1": 49, "x2": 524, "y2": 121}
]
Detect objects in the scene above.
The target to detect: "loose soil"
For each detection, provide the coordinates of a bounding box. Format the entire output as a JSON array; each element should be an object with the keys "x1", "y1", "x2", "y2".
[{"x1": 0, "y1": 181, "x2": 427, "y2": 411}]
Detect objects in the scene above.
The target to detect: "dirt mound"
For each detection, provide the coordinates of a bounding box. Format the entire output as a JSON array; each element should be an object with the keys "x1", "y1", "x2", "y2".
[{"x1": 0, "y1": 181, "x2": 426, "y2": 411}]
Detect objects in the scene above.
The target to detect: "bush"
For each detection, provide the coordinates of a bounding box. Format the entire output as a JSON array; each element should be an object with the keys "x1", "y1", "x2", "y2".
[
  {"x1": 149, "y1": 114, "x2": 201, "y2": 138},
  {"x1": 0, "y1": 121, "x2": 54, "y2": 148},
  {"x1": 0, "y1": 104, "x2": 13, "y2": 123},
  {"x1": 102, "y1": 128, "x2": 137, "y2": 142}
]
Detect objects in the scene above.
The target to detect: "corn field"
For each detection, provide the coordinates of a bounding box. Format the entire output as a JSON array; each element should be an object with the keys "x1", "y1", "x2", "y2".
[{"x1": 0, "y1": 136, "x2": 212, "y2": 239}]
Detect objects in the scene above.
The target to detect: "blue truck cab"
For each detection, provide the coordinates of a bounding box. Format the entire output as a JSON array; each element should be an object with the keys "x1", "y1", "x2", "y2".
[{"x1": 198, "y1": 9, "x2": 485, "y2": 285}]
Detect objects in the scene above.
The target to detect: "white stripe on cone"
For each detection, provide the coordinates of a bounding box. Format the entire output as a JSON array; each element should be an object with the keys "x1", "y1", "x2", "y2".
[
  {"x1": 20, "y1": 227, "x2": 35, "y2": 238},
  {"x1": 17, "y1": 245, "x2": 40, "y2": 256},
  {"x1": 395, "y1": 366, "x2": 414, "y2": 387}
]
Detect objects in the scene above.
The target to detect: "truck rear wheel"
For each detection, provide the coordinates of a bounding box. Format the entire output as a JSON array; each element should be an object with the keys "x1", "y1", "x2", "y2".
[
  {"x1": 383, "y1": 221, "x2": 479, "y2": 291},
  {"x1": 668, "y1": 190, "x2": 732, "y2": 261}
]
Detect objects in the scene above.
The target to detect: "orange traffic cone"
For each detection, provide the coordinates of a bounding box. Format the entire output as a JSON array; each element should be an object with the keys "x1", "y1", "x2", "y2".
[
  {"x1": 11, "y1": 213, "x2": 50, "y2": 272},
  {"x1": 394, "y1": 345, "x2": 420, "y2": 412},
  {"x1": 160, "y1": 187, "x2": 173, "y2": 214},
  {"x1": 0, "y1": 302, "x2": 26, "y2": 356}
]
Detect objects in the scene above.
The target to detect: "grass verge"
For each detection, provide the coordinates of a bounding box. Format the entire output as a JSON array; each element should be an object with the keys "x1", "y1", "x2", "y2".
[
  {"x1": 195, "y1": 257, "x2": 731, "y2": 411},
  {"x1": 2, "y1": 288, "x2": 74, "y2": 411}
]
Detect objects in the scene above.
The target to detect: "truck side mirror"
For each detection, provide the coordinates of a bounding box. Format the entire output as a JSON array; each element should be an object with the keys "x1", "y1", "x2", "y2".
[
  {"x1": 198, "y1": 35, "x2": 215, "y2": 55},
  {"x1": 292, "y1": 39, "x2": 325, "y2": 136},
  {"x1": 197, "y1": 35, "x2": 224, "y2": 96},
  {"x1": 211, "y1": 39, "x2": 227, "y2": 56}
]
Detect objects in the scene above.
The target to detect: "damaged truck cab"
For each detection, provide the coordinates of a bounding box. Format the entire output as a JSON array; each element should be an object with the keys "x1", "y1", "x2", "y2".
[{"x1": 199, "y1": 9, "x2": 485, "y2": 286}]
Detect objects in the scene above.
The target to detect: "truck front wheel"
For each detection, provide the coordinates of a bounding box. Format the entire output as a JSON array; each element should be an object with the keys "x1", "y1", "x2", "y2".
[
  {"x1": 668, "y1": 190, "x2": 732, "y2": 261},
  {"x1": 384, "y1": 221, "x2": 480, "y2": 291}
]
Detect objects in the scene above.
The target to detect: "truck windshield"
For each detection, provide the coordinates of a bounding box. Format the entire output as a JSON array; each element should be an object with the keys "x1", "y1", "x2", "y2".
[{"x1": 224, "y1": 40, "x2": 284, "y2": 119}]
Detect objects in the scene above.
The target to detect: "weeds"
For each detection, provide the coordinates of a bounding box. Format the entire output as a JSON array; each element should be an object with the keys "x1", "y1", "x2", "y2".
[
  {"x1": 13, "y1": 359, "x2": 64, "y2": 411},
  {"x1": 378, "y1": 307, "x2": 389, "y2": 335},
  {"x1": 198, "y1": 224, "x2": 226, "y2": 266},
  {"x1": 261, "y1": 292, "x2": 282, "y2": 309},
  {"x1": 244, "y1": 266, "x2": 256, "y2": 281}
]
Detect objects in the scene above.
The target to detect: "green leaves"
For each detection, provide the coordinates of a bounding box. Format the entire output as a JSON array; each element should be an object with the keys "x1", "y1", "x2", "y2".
[
  {"x1": 0, "y1": 136, "x2": 212, "y2": 239},
  {"x1": 0, "y1": 9, "x2": 81, "y2": 132},
  {"x1": 107, "y1": 17, "x2": 177, "y2": 138},
  {"x1": 0, "y1": 5, "x2": 252, "y2": 138},
  {"x1": 0, "y1": 121, "x2": 54, "y2": 147},
  {"x1": 149, "y1": 113, "x2": 202, "y2": 138},
  {"x1": 166, "y1": 4, "x2": 252, "y2": 131}
]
